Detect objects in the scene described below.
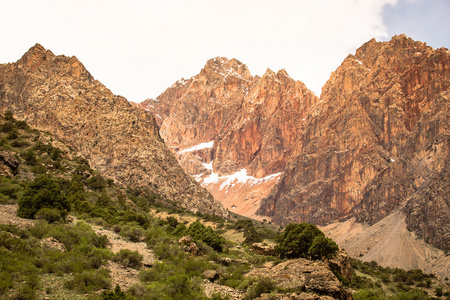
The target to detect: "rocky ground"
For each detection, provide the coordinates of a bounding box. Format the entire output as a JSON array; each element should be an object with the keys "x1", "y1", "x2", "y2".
[{"x1": 0, "y1": 204, "x2": 245, "y2": 298}]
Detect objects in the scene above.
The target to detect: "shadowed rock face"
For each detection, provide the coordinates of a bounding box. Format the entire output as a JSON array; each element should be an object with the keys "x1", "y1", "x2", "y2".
[
  {"x1": 257, "y1": 35, "x2": 450, "y2": 250},
  {"x1": 0, "y1": 44, "x2": 228, "y2": 218}
]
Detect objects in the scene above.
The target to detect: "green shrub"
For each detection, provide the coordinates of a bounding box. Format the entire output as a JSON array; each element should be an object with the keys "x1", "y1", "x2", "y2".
[
  {"x1": 308, "y1": 235, "x2": 339, "y2": 259},
  {"x1": 153, "y1": 242, "x2": 183, "y2": 260},
  {"x1": 86, "y1": 175, "x2": 106, "y2": 191},
  {"x1": 188, "y1": 220, "x2": 225, "y2": 252},
  {"x1": 393, "y1": 289, "x2": 430, "y2": 300},
  {"x1": 139, "y1": 262, "x2": 169, "y2": 282},
  {"x1": 30, "y1": 163, "x2": 47, "y2": 174},
  {"x1": 210, "y1": 292, "x2": 231, "y2": 300},
  {"x1": 0, "y1": 272, "x2": 13, "y2": 295},
  {"x1": 101, "y1": 285, "x2": 135, "y2": 300},
  {"x1": 35, "y1": 207, "x2": 64, "y2": 223},
  {"x1": 243, "y1": 223, "x2": 262, "y2": 245},
  {"x1": 17, "y1": 175, "x2": 70, "y2": 219},
  {"x1": 88, "y1": 248, "x2": 114, "y2": 269},
  {"x1": 435, "y1": 286, "x2": 443, "y2": 297},
  {"x1": 275, "y1": 222, "x2": 331, "y2": 259},
  {"x1": 113, "y1": 249, "x2": 143, "y2": 269},
  {"x1": 22, "y1": 149, "x2": 38, "y2": 165},
  {"x1": 0, "y1": 121, "x2": 15, "y2": 133},
  {"x1": 244, "y1": 277, "x2": 276, "y2": 300},
  {"x1": 353, "y1": 289, "x2": 385, "y2": 300},
  {"x1": 3, "y1": 111, "x2": 14, "y2": 121},
  {"x1": 119, "y1": 224, "x2": 145, "y2": 242},
  {"x1": 64, "y1": 269, "x2": 111, "y2": 293}
]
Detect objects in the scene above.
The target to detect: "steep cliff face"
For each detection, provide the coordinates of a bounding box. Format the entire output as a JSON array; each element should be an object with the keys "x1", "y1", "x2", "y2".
[
  {"x1": 0, "y1": 44, "x2": 228, "y2": 217},
  {"x1": 258, "y1": 35, "x2": 450, "y2": 249},
  {"x1": 140, "y1": 57, "x2": 318, "y2": 218}
]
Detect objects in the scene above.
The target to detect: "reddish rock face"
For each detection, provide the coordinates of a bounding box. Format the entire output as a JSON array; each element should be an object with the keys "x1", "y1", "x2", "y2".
[
  {"x1": 258, "y1": 35, "x2": 450, "y2": 249},
  {"x1": 140, "y1": 57, "x2": 318, "y2": 217},
  {"x1": 138, "y1": 35, "x2": 449, "y2": 250},
  {"x1": 0, "y1": 44, "x2": 228, "y2": 218}
]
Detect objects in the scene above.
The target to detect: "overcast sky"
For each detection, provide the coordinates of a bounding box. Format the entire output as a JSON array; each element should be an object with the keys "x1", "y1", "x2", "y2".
[{"x1": 1, "y1": 0, "x2": 449, "y2": 102}]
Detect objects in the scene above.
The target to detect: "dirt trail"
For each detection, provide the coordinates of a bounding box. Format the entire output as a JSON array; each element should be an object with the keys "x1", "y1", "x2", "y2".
[{"x1": 75, "y1": 221, "x2": 156, "y2": 290}]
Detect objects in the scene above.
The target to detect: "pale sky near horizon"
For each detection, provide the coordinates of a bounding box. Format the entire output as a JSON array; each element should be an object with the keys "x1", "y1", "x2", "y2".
[{"x1": 1, "y1": 0, "x2": 449, "y2": 102}]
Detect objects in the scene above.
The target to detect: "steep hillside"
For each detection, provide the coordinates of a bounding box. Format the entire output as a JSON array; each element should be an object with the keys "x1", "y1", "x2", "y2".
[
  {"x1": 136, "y1": 57, "x2": 318, "y2": 218},
  {"x1": 0, "y1": 44, "x2": 228, "y2": 217},
  {"x1": 258, "y1": 35, "x2": 449, "y2": 249},
  {"x1": 138, "y1": 35, "x2": 450, "y2": 277}
]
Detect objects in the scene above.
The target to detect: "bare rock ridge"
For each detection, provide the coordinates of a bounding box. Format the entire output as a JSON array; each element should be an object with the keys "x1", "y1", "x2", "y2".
[
  {"x1": 0, "y1": 44, "x2": 228, "y2": 218},
  {"x1": 139, "y1": 35, "x2": 449, "y2": 255},
  {"x1": 257, "y1": 35, "x2": 449, "y2": 247},
  {"x1": 135, "y1": 57, "x2": 318, "y2": 219}
]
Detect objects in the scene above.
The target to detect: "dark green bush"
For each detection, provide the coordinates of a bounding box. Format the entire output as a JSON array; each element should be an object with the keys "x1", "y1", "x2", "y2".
[
  {"x1": 86, "y1": 175, "x2": 106, "y2": 191},
  {"x1": 308, "y1": 235, "x2": 339, "y2": 259},
  {"x1": 188, "y1": 220, "x2": 225, "y2": 252},
  {"x1": 17, "y1": 175, "x2": 70, "y2": 219},
  {"x1": 0, "y1": 121, "x2": 15, "y2": 133},
  {"x1": 22, "y1": 149, "x2": 37, "y2": 165},
  {"x1": 64, "y1": 269, "x2": 111, "y2": 293},
  {"x1": 275, "y1": 222, "x2": 334, "y2": 259}
]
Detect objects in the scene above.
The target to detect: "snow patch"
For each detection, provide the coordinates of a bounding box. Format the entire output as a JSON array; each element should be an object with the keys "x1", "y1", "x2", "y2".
[
  {"x1": 203, "y1": 171, "x2": 219, "y2": 184},
  {"x1": 179, "y1": 141, "x2": 214, "y2": 154},
  {"x1": 391, "y1": 158, "x2": 395, "y2": 162},
  {"x1": 202, "y1": 161, "x2": 213, "y2": 171},
  {"x1": 195, "y1": 163, "x2": 282, "y2": 189},
  {"x1": 218, "y1": 169, "x2": 282, "y2": 190}
]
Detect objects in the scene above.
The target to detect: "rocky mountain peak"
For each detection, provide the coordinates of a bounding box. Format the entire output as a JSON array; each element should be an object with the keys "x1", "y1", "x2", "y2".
[
  {"x1": 0, "y1": 44, "x2": 228, "y2": 218},
  {"x1": 259, "y1": 35, "x2": 449, "y2": 250},
  {"x1": 141, "y1": 56, "x2": 318, "y2": 219},
  {"x1": 17, "y1": 43, "x2": 55, "y2": 71},
  {"x1": 199, "y1": 56, "x2": 252, "y2": 82}
]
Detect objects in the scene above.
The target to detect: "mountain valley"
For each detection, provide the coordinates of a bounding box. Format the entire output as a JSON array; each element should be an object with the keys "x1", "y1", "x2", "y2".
[
  {"x1": 0, "y1": 35, "x2": 449, "y2": 298},
  {"x1": 134, "y1": 35, "x2": 449, "y2": 279}
]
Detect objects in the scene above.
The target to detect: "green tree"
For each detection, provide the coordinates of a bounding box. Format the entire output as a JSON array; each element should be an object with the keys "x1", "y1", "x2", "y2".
[
  {"x1": 17, "y1": 175, "x2": 70, "y2": 219},
  {"x1": 275, "y1": 222, "x2": 334, "y2": 259},
  {"x1": 188, "y1": 220, "x2": 225, "y2": 252},
  {"x1": 308, "y1": 235, "x2": 339, "y2": 259}
]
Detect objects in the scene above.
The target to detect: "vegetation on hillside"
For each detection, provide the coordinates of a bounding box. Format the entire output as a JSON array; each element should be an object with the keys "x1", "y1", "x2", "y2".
[{"x1": 0, "y1": 112, "x2": 449, "y2": 299}]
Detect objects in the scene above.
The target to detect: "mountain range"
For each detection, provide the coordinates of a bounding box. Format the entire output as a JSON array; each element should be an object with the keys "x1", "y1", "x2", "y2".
[
  {"x1": 133, "y1": 35, "x2": 449, "y2": 278},
  {"x1": 1, "y1": 35, "x2": 449, "y2": 279}
]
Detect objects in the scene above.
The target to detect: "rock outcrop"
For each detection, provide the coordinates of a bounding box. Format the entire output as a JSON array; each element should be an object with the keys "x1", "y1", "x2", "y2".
[
  {"x1": 246, "y1": 259, "x2": 352, "y2": 300},
  {"x1": 139, "y1": 57, "x2": 317, "y2": 219},
  {"x1": 0, "y1": 44, "x2": 228, "y2": 218},
  {"x1": 258, "y1": 35, "x2": 450, "y2": 250}
]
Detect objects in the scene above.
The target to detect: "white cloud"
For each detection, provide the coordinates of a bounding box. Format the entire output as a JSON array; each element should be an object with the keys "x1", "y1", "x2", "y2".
[{"x1": 0, "y1": 0, "x2": 408, "y2": 101}]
